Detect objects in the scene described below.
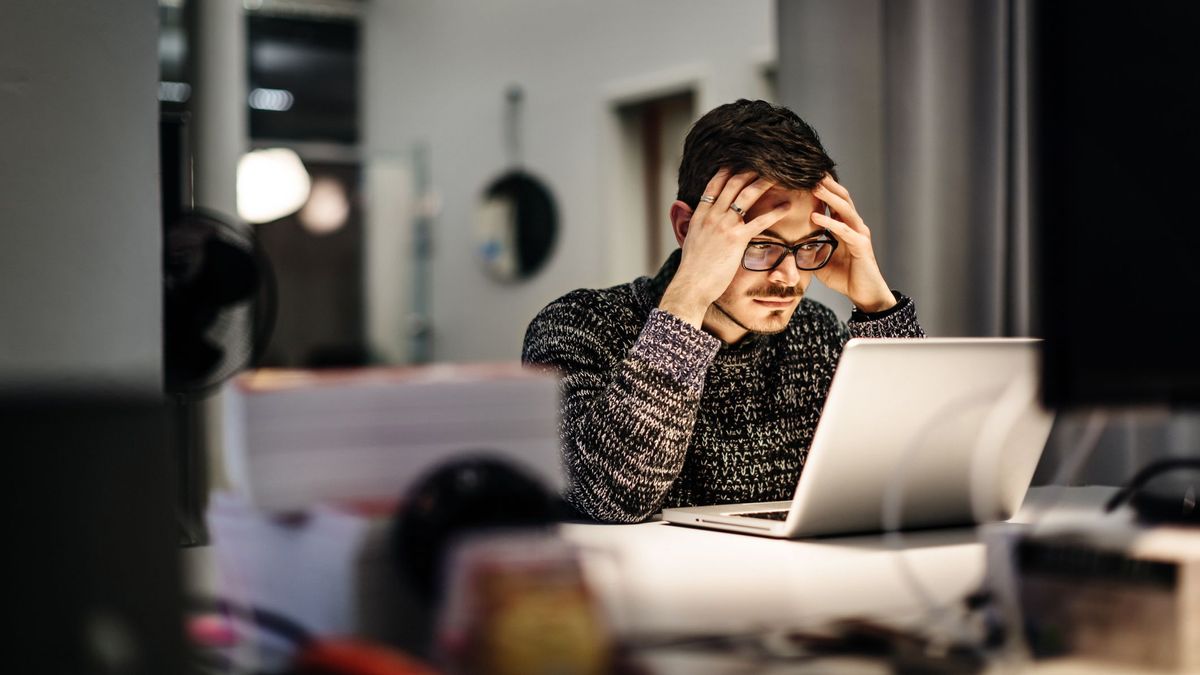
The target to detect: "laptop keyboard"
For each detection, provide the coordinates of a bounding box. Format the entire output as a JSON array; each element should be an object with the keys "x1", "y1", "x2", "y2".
[{"x1": 730, "y1": 509, "x2": 790, "y2": 521}]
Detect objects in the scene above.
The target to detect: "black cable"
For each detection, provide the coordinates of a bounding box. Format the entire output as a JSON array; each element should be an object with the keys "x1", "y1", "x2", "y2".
[{"x1": 1104, "y1": 458, "x2": 1200, "y2": 514}]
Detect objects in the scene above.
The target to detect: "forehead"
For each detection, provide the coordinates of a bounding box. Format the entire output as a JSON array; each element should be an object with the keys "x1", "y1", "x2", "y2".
[
  {"x1": 759, "y1": 185, "x2": 818, "y2": 208},
  {"x1": 752, "y1": 186, "x2": 824, "y2": 241}
]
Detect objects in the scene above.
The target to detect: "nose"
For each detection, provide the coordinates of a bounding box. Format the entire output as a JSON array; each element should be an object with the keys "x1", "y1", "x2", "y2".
[{"x1": 767, "y1": 251, "x2": 803, "y2": 286}]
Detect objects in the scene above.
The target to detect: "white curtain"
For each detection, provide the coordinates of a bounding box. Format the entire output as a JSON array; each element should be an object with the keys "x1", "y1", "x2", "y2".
[{"x1": 777, "y1": 0, "x2": 1031, "y2": 337}]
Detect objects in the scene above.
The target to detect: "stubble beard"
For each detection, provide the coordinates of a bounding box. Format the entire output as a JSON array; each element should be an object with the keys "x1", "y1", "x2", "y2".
[{"x1": 712, "y1": 294, "x2": 800, "y2": 336}]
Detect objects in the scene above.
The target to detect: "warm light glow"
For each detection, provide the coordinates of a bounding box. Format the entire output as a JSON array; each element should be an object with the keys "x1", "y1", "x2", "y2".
[
  {"x1": 237, "y1": 148, "x2": 312, "y2": 224},
  {"x1": 299, "y1": 176, "x2": 351, "y2": 235}
]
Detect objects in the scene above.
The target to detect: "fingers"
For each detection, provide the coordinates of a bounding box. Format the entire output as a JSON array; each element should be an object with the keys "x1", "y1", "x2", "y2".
[
  {"x1": 693, "y1": 169, "x2": 777, "y2": 227},
  {"x1": 710, "y1": 171, "x2": 777, "y2": 219},
  {"x1": 812, "y1": 182, "x2": 866, "y2": 234},
  {"x1": 691, "y1": 169, "x2": 732, "y2": 221},
  {"x1": 743, "y1": 201, "x2": 791, "y2": 234},
  {"x1": 726, "y1": 176, "x2": 776, "y2": 218},
  {"x1": 712, "y1": 171, "x2": 759, "y2": 214},
  {"x1": 812, "y1": 210, "x2": 874, "y2": 257},
  {"x1": 819, "y1": 175, "x2": 856, "y2": 211},
  {"x1": 701, "y1": 168, "x2": 732, "y2": 198},
  {"x1": 810, "y1": 209, "x2": 855, "y2": 240}
]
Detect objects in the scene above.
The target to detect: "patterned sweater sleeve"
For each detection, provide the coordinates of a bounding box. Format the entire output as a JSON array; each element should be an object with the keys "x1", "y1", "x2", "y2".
[
  {"x1": 522, "y1": 294, "x2": 721, "y2": 523},
  {"x1": 846, "y1": 291, "x2": 926, "y2": 339}
]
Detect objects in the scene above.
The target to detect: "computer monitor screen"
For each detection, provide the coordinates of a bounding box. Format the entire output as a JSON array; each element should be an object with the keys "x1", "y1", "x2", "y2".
[{"x1": 1034, "y1": 0, "x2": 1200, "y2": 410}]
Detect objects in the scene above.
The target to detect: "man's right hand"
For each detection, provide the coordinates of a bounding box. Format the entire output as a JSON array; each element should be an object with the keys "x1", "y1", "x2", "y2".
[{"x1": 659, "y1": 169, "x2": 789, "y2": 329}]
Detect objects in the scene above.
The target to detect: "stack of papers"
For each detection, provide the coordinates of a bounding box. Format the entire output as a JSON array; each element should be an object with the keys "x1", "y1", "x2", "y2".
[{"x1": 221, "y1": 362, "x2": 564, "y2": 513}]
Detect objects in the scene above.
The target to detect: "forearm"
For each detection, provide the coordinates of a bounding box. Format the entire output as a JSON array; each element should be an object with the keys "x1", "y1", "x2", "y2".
[{"x1": 531, "y1": 309, "x2": 720, "y2": 522}]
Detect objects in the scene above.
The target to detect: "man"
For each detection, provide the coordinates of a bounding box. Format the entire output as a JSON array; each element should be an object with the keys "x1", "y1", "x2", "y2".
[{"x1": 522, "y1": 99, "x2": 924, "y2": 523}]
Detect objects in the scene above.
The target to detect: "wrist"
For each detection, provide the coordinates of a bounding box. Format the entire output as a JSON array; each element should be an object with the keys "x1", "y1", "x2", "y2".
[
  {"x1": 851, "y1": 289, "x2": 897, "y2": 314},
  {"x1": 659, "y1": 285, "x2": 709, "y2": 329}
]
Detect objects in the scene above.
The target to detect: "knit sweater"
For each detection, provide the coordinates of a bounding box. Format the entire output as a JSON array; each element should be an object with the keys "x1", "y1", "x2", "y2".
[{"x1": 521, "y1": 249, "x2": 925, "y2": 523}]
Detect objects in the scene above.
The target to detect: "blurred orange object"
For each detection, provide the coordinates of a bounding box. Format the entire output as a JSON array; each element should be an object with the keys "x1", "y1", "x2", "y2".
[
  {"x1": 292, "y1": 638, "x2": 440, "y2": 675},
  {"x1": 437, "y1": 531, "x2": 614, "y2": 675}
]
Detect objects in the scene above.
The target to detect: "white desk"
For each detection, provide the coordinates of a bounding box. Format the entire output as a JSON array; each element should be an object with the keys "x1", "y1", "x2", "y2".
[
  {"x1": 559, "y1": 486, "x2": 1119, "y2": 637},
  {"x1": 190, "y1": 485, "x2": 1133, "y2": 672},
  {"x1": 557, "y1": 485, "x2": 1158, "y2": 674},
  {"x1": 562, "y1": 516, "x2": 983, "y2": 636}
]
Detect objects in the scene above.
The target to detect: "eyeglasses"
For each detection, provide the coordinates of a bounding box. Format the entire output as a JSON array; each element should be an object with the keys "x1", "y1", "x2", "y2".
[{"x1": 742, "y1": 235, "x2": 838, "y2": 272}]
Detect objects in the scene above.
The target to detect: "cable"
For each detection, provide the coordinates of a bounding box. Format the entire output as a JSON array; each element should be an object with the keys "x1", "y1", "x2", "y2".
[{"x1": 1103, "y1": 457, "x2": 1200, "y2": 514}]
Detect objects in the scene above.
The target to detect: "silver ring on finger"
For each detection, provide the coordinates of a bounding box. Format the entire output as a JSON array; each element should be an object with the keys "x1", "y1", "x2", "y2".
[
  {"x1": 730, "y1": 203, "x2": 746, "y2": 217},
  {"x1": 699, "y1": 195, "x2": 716, "y2": 204}
]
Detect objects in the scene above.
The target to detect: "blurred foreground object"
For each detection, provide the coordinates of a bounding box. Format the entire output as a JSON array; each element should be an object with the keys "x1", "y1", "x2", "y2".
[
  {"x1": 163, "y1": 204, "x2": 277, "y2": 546},
  {"x1": 436, "y1": 531, "x2": 613, "y2": 675},
  {"x1": 202, "y1": 453, "x2": 568, "y2": 669},
  {"x1": 10, "y1": 398, "x2": 186, "y2": 673},
  {"x1": 221, "y1": 362, "x2": 562, "y2": 512},
  {"x1": 292, "y1": 637, "x2": 438, "y2": 675},
  {"x1": 1007, "y1": 521, "x2": 1200, "y2": 671},
  {"x1": 390, "y1": 456, "x2": 564, "y2": 609},
  {"x1": 165, "y1": 209, "x2": 277, "y2": 397},
  {"x1": 1105, "y1": 459, "x2": 1200, "y2": 527}
]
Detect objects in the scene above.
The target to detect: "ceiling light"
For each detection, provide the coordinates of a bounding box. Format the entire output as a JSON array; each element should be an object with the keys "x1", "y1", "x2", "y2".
[
  {"x1": 237, "y1": 148, "x2": 312, "y2": 224},
  {"x1": 299, "y1": 176, "x2": 351, "y2": 235}
]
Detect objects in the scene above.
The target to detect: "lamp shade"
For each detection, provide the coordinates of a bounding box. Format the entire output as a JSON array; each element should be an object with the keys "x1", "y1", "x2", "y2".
[{"x1": 236, "y1": 148, "x2": 311, "y2": 224}]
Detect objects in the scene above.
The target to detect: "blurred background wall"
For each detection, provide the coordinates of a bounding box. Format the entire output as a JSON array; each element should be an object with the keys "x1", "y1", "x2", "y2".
[
  {"x1": 364, "y1": 0, "x2": 777, "y2": 363},
  {"x1": 5, "y1": 0, "x2": 1196, "y2": 523}
]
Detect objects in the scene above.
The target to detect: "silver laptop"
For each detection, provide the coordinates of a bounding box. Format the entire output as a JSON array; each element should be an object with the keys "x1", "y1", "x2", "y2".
[{"x1": 662, "y1": 338, "x2": 1055, "y2": 538}]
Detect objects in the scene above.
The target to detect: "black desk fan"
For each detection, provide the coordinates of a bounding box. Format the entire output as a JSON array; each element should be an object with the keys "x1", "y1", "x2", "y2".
[{"x1": 164, "y1": 208, "x2": 277, "y2": 545}]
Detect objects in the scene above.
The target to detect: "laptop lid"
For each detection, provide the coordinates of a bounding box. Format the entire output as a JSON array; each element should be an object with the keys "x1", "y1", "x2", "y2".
[{"x1": 662, "y1": 338, "x2": 1055, "y2": 538}]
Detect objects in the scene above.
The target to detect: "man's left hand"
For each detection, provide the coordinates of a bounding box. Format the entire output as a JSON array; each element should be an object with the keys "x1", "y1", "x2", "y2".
[{"x1": 810, "y1": 176, "x2": 897, "y2": 313}]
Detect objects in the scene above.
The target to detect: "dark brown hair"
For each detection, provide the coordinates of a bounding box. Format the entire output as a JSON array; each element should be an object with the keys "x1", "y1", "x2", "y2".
[{"x1": 676, "y1": 99, "x2": 836, "y2": 208}]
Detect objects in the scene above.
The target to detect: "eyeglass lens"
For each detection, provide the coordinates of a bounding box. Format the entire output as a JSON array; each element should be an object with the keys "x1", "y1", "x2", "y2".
[{"x1": 742, "y1": 240, "x2": 834, "y2": 271}]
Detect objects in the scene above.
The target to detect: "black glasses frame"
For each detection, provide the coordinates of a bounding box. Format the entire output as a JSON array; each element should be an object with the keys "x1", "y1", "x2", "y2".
[{"x1": 741, "y1": 235, "x2": 839, "y2": 272}]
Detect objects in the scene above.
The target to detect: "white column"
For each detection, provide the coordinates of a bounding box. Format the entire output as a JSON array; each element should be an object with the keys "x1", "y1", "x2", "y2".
[
  {"x1": 192, "y1": 0, "x2": 246, "y2": 214},
  {"x1": 191, "y1": 0, "x2": 248, "y2": 491}
]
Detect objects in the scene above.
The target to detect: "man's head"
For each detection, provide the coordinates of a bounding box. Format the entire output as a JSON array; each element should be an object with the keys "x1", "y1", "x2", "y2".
[
  {"x1": 671, "y1": 100, "x2": 839, "y2": 342},
  {"x1": 676, "y1": 99, "x2": 836, "y2": 209}
]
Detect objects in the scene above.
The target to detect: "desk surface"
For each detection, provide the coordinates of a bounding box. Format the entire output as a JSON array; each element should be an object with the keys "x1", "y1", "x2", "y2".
[
  {"x1": 558, "y1": 485, "x2": 1152, "y2": 674},
  {"x1": 558, "y1": 485, "x2": 1119, "y2": 636},
  {"x1": 189, "y1": 485, "x2": 1137, "y2": 673}
]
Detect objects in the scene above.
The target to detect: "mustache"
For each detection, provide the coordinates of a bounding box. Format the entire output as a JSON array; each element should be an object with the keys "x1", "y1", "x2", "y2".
[{"x1": 747, "y1": 285, "x2": 803, "y2": 299}]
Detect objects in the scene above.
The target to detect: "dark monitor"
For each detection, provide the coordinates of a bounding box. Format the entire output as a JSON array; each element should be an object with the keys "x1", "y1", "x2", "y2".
[{"x1": 1034, "y1": 0, "x2": 1200, "y2": 410}]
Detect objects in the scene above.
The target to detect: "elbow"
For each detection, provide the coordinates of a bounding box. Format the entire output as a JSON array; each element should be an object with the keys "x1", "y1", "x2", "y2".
[{"x1": 565, "y1": 485, "x2": 664, "y2": 524}]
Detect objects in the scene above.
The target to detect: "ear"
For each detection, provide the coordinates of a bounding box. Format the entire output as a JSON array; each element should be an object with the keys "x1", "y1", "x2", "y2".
[{"x1": 669, "y1": 200, "x2": 693, "y2": 247}]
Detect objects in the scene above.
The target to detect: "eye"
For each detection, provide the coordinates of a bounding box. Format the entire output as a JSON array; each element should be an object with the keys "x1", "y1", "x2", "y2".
[{"x1": 748, "y1": 242, "x2": 778, "y2": 251}]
